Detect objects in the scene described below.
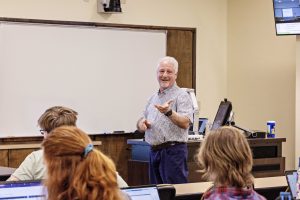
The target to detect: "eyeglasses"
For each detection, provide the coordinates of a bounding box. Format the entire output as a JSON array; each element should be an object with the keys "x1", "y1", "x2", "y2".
[{"x1": 40, "y1": 129, "x2": 48, "y2": 135}]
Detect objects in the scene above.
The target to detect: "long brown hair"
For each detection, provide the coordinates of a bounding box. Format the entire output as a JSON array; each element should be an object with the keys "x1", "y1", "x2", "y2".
[
  {"x1": 42, "y1": 126, "x2": 122, "y2": 200},
  {"x1": 197, "y1": 126, "x2": 253, "y2": 187}
]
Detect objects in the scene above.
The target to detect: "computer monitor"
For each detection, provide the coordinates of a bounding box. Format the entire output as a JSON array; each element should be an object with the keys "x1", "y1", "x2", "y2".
[
  {"x1": 0, "y1": 180, "x2": 47, "y2": 199},
  {"x1": 198, "y1": 118, "x2": 208, "y2": 134},
  {"x1": 285, "y1": 170, "x2": 297, "y2": 199},
  {"x1": 121, "y1": 185, "x2": 160, "y2": 200},
  {"x1": 211, "y1": 99, "x2": 232, "y2": 131},
  {"x1": 272, "y1": 0, "x2": 300, "y2": 35}
]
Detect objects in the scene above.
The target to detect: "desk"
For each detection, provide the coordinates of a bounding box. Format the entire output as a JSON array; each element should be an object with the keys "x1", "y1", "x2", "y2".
[
  {"x1": 0, "y1": 166, "x2": 15, "y2": 181},
  {"x1": 254, "y1": 176, "x2": 287, "y2": 188},
  {"x1": 127, "y1": 138, "x2": 286, "y2": 186},
  {"x1": 174, "y1": 181, "x2": 213, "y2": 198},
  {"x1": 0, "y1": 141, "x2": 102, "y2": 150},
  {"x1": 174, "y1": 176, "x2": 287, "y2": 200},
  {"x1": 254, "y1": 176, "x2": 287, "y2": 200}
]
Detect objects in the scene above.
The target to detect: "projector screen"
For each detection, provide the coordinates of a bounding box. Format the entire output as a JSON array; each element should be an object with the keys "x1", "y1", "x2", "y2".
[{"x1": 0, "y1": 22, "x2": 166, "y2": 137}]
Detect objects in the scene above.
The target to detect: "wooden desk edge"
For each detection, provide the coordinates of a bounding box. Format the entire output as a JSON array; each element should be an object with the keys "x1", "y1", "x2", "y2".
[
  {"x1": 254, "y1": 176, "x2": 287, "y2": 188},
  {"x1": 0, "y1": 166, "x2": 16, "y2": 175},
  {"x1": 0, "y1": 141, "x2": 102, "y2": 149},
  {"x1": 174, "y1": 176, "x2": 287, "y2": 196},
  {"x1": 174, "y1": 182, "x2": 213, "y2": 195}
]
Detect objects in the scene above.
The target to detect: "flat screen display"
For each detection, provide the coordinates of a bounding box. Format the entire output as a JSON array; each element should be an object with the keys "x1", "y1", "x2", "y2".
[
  {"x1": 0, "y1": 180, "x2": 47, "y2": 200},
  {"x1": 199, "y1": 118, "x2": 208, "y2": 134},
  {"x1": 285, "y1": 170, "x2": 297, "y2": 199},
  {"x1": 122, "y1": 186, "x2": 160, "y2": 200},
  {"x1": 211, "y1": 100, "x2": 232, "y2": 131},
  {"x1": 273, "y1": 0, "x2": 300, "y2": 35}
]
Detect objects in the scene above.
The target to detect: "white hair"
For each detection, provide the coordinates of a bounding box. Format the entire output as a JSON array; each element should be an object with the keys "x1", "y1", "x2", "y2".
[{"x1": 157, "y1": 56, "x2": 178, "y2": 74}]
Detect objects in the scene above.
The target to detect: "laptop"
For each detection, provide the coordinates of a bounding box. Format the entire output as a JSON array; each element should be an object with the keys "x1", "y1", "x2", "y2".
[
  {"x1": 0, "y1": 180, "x2": 47, "y2": 200},
  {"x1": 285, "y1": 170, "x2": 298, "y2": 199},
  {"x1": 199, "y1": 118, "x2": 208, "y2": 134},
  {"x1": 121, "y1": 185, "x2": 160, "y2": 200}
]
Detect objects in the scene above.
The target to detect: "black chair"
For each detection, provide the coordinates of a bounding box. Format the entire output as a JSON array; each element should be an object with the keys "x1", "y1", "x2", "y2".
[{"x1": 157, "y1": 184, "x2": 176, "y2": 200}]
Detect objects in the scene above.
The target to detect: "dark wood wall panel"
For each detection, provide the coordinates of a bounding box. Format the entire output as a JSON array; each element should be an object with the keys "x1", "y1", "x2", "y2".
[
  {"x1": 167, "y1": 30, "x2": 195, "y2": 89},
  {"x1": 9, "y1": 149, "x2": 39, "y2": 168},
  {"x1": 0, "y1": 150, "x2": 8, "y2": 167},
  {"x1": 128, "y1": 160, "x2": 149, "y2": 185},
  {"x1": 94, "y1": 134, "x2": 133, "y2": 182}
]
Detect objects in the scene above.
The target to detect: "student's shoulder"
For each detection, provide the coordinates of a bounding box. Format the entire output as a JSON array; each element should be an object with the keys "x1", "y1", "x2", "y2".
[{"x1": 27, "y1": 149, "x2": 43, "y2": 160}]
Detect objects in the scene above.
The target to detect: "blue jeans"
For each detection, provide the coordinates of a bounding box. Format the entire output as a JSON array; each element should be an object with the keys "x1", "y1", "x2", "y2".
[{"x1": 149, "y1": 143, "x2": 188, "y2": 184}]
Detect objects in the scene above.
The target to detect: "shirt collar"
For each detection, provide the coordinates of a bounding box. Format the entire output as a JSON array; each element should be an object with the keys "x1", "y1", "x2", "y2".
[{"x1": 158, "y1": 83, "x2": 178, "y2": 95}]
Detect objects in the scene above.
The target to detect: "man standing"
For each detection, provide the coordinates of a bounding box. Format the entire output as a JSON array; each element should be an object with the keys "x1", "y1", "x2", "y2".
[{"x1": 137, "y1": 56, "x2": 193, "y2": 184}]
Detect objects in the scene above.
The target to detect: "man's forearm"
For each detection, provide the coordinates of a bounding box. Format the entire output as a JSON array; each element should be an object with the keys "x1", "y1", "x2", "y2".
[{"x1": 167, "y1": 110, "x2": 190, "y2": 129}]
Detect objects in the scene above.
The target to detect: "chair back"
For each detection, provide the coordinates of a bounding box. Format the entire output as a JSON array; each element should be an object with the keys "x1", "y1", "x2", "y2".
[{"x1": 157, "y1": 184, "x2": 176, "y2": 200}]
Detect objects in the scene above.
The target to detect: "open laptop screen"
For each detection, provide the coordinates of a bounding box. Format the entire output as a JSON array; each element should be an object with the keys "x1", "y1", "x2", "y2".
[
  {"x1": 285, "y1": 170, "x2": 297, "y2": 199},
  {"x1": 199, "y1": 118, "x2": 208, "y2": 134},
  {"x1": 0, "y1": 180, "x2": 47, "y2": 200},
  {"x1": 121, "y1": 186, "x2": 160, "y2": 200}
]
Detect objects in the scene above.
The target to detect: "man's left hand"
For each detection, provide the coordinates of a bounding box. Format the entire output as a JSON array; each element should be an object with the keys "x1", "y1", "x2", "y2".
[{"x1": 155, "y1": 100, "x2": 173, "y2": 114}]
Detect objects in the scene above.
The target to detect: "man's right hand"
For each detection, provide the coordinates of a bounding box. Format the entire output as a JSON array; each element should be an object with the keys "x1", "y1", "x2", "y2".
[{"x1": 137, "y1": 118, "x2": 151, "y2": 132}]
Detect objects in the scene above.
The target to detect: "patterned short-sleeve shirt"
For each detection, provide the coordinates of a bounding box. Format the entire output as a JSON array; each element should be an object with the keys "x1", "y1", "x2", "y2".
[{"x1": 143, "y1": 84, "x2": 193, "y2": 145}]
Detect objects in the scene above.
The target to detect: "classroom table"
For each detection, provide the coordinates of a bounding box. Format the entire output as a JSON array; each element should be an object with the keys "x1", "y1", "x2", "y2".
[{"x1": 174, "y1": 176, "x2": 287, "y2": 200}]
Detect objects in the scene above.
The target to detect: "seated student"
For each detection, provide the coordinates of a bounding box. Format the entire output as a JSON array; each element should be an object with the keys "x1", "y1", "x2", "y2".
[
  {"x1": 197, "y1": 126, "x2": 266, "y2": 200},
  {"x1": 7, "y1": 106, "x2": 128, "y2": 188},
  {"x1": 42, "y1": 126, "x2": 128, "y2": 200}
]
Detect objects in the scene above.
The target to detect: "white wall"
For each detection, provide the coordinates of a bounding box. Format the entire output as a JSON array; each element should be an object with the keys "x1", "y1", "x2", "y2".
[
  {"x1": 228, "y1": 0, "x2": 296, "y2": 169},
  {"x1": 296, "y1": 37, "x2": 300, "y2": 167}
]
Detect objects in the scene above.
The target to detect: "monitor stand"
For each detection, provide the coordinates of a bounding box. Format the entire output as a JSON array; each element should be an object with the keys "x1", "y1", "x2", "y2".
[
  {"x1": 228, "y1": 121, "x2": 252, "y2": 138},
  {"x1": 228, "y1": 121, "x2": 266, "y2": 138}
]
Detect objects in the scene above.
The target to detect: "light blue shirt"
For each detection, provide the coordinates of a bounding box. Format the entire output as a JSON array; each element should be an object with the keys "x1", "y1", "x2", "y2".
[{"x1": 143, "y1": 84, "x2": 193, "y2": 145}]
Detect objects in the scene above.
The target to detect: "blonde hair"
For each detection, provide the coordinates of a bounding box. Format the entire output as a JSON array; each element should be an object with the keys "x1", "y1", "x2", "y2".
[
  {"x1": 197, "y1": 126, "x2": 253, "y2": 187},
  {"x1": 42, "y1": 126, "x2": 121, "y2": 200},
  {"x1": 38, "y1": 106, "x2": 78, "y2": 132}
]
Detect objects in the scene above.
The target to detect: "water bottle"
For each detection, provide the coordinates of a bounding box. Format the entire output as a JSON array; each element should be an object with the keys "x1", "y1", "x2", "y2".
[{"x1": 267, "y1": 121, "x2": 276, "y2": 138}]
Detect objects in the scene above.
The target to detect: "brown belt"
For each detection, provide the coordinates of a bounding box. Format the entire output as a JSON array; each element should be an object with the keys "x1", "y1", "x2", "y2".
[{"x1": 151, "y1": 141, "x2": 186, "y2": 151}]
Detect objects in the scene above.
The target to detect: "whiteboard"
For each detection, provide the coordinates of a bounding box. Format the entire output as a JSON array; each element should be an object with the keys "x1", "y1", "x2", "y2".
[{"x1": 0, "y1": 22, "x2": 166, "y2": 137}]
